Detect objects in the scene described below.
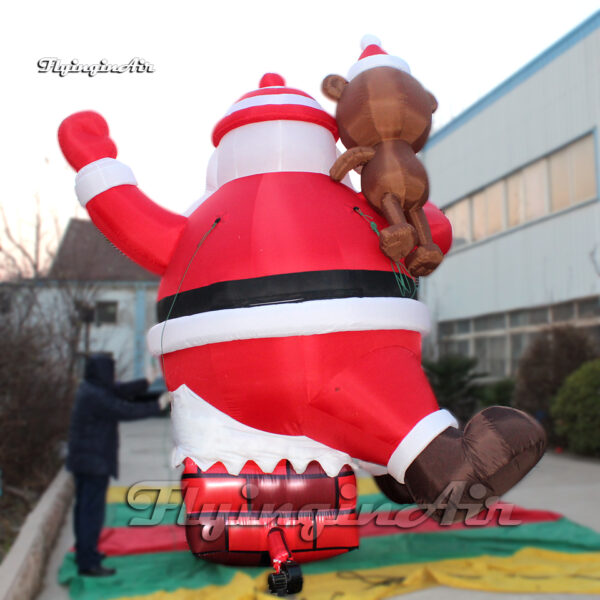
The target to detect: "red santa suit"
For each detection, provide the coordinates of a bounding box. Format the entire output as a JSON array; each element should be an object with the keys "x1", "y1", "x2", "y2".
[{"x1": 62, "y1": 73, "x2": 456, "y2": 485}]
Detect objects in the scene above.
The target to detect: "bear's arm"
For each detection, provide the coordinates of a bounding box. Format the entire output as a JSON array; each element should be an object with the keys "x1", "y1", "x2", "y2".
[{"x1": 330, "y1": 146, "x2": 376, "y2": 181}]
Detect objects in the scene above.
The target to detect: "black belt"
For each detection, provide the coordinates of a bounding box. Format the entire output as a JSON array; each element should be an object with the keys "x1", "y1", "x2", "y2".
[{"x1": 157, "y1": 269, "x2": 415, "y2": 322}]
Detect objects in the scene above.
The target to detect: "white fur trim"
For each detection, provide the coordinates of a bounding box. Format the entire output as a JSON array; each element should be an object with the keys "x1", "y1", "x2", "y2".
[
  {"x1": 75, "y1": 158, "x2": 137, "y2": 207},
  {"x1": 147, "y1": 297, "x2": 431, "y2": 356},
  {"x1": 387, "y1": 409, "x2": 459, "y2": 484},
  {"x1": 360, "y1": 35, "x2": 382, "y2": 50},
  {"x1": 355, "y1": 460, "x2": 388, "y2": 476},
  {"x1": 225, "y1": 93, "x2": 324, "y2": 116},
  {"x1": 171, "y1": 384, "x2": 353, "y2": 476},
  {"x1": 348, "y1": 54, "x2": 411, "y2": 81}
]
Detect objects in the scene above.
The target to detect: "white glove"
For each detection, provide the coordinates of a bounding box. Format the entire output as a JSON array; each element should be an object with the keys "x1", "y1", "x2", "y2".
[{"x1": 158, "y1": 392, "x2": 172, "y2": 411}]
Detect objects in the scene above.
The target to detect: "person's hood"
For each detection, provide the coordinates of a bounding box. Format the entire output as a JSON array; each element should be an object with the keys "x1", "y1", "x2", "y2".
[{"x1": 84, "y1": 354, "x2": 115, "y2": 389}]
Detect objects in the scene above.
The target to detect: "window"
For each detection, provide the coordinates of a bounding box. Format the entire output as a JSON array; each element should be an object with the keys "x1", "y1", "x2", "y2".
[
  {"x1": 455, "y1": 340, "x2": 470, "y2": 355},
  {"x1": 95, "y1": 301, "x2": 118, "y2": 325},
  {"x1": 489, "y1": 336, "x2": 507, "y2": 377},
  {"x1": 528, "y1": 307, "x2": 549, "y2": 325},
  {"x1": 486, "y1": 181, "x2": 505, "y2": 236},
  {"x1": 456, "y1": 319, "x2": 471, "y2": 334},
  {"x1": 440, "y1": 339, "x2": 469, "y2": 357},
  {"x1": 445, "y1": 134, "x2": 597, "y2": 249},
  {"x1": 523, "y1": 159, "x2": 548, "y2": 221},
  {"x1": 439, "y1": 297, "x2": 600, "y2": 377},
  {"x1": 438, "y1": 321, "x2": 454, "y2": 337},
  {"x1": 571, "y1": 135, "x2": 597, "y2": 204},
  {"x1": 552, "y1": 302, "x2": 574, "y2": 322},
  {"x1": 509, "y1": 310, "x2": 528, "y2": 328},
  {"x1": 509, "y1": 307, "x2": 547, "y2": 326},
  {"x1": 507, "y1": 172, "x2": 524, "y2": 227},
  {"x1": 549, "y1": 147, "x2": 570, "y2": 212},
  {"x1": 474, "y1": 313, "x2": 505, "y2": 332},
  {"x1": 550, "y1": 134, "x2": 597, "y2": 212},
  {"x1": 444, "y1": 199, "x2": 471, "y2": 247},
  {"x1": 578, "y1": 297, "x2": 600, "y2": 319},
  {"x1": 474, "y1": 336, "x2": 507, "y2": 376},
  {"x1": 472, "y1": 191, "x2": 486, "y2": 241},
  {"x1": 510, "y1": 332, "x2": 529, "y2": 374},
  {"x1": 475, "y1": 337, "x2": 488, "y2": 371}
]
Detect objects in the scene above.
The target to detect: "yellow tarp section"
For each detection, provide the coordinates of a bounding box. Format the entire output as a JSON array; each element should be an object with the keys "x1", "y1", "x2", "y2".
[
  {"x1": 116, "y1": 548, "x2": 600, "y2": 599},
  {"x1": 106, "y1": 477, "x2": 379, "y2": 505}
]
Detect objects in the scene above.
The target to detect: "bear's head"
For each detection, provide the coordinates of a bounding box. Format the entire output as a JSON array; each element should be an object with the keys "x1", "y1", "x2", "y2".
[{"x1": 322, "y1": 67, "x2": 437, "y2": 153}]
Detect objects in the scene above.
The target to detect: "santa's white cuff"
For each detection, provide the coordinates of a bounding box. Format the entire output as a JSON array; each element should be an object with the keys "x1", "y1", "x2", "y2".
[
  {"x1": 355, "y1": 459, "x2": 388, "y2": 476},
  {"x1": 75, "y1": 158, "x2": 137, "y2": 207},
  {"x1": 387, "y1": 409, "x2": 459, "y2": 484}
]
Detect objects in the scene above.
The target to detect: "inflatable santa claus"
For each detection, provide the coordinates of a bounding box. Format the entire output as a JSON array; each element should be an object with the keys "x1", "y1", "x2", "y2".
[{"x1": 58, "y1": 41, "x2": 546, "y2": 595}]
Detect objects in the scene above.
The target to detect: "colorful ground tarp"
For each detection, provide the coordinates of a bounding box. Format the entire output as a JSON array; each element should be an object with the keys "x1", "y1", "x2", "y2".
[{"x1": 59, "y1": 479, "x2": 600, "y2": 599}]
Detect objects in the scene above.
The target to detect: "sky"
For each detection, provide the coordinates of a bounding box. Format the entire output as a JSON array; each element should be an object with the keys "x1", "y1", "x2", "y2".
[{"x1": 1, "y1": 0, "x2": 599, "y2": 253}]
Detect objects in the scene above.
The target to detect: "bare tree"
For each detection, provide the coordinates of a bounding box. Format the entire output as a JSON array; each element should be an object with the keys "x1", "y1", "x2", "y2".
[
  {"x1": 0, "y1": 204, "x2": 97, "y2": 506},
  {"x1": 0, "y1": 197, "x2": 60, "y2": 282}
]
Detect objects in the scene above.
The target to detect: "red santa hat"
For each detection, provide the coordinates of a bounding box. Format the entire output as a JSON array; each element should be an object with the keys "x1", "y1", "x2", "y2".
[
  {"x1": 347, "y1": 35, "x2": 411, "y2": 81},
  {"x1": 212, "y1": 73, "x2": 338, "y2": 146}
]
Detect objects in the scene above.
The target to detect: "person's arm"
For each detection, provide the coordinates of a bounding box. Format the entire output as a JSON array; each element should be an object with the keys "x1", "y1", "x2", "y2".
[
  {"x1": 114, "y1": 378, "x2": 149, "y2": 400},
  {"x1": 91, "y1": 387, "x2": 162, "y2": 421}
]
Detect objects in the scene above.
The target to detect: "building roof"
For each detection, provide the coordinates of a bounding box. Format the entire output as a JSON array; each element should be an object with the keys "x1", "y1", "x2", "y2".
[
  {"x1": 48, "y1": 218, "x2": 159, "y2": 282},
  {"x1": 427, "y1": 10, "x2": 600, "y2": 149}
]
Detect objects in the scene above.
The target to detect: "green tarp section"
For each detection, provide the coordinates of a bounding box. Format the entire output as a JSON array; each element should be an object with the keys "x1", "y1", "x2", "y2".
[{"x1": 60, "y1": 517, "x2": 600, "y2": 600}]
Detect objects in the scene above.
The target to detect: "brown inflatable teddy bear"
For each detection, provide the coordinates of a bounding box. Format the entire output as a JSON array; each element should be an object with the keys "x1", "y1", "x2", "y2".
[{"x1": 322, "y1": 36, "x2": 443, "y2": 276}]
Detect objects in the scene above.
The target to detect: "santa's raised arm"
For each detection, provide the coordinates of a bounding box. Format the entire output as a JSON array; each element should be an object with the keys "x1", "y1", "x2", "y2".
[{"x1": 58, "y1": 111, "x2": 187, "y2": 275}]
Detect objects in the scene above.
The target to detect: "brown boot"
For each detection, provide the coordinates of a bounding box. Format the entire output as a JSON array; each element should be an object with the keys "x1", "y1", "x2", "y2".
[
  {"x1": 374, "y1": 474, "x2": 414, "y2": 505},
  {"x1": 404, "y1": 407, "x2": 546, "y2": 523}
]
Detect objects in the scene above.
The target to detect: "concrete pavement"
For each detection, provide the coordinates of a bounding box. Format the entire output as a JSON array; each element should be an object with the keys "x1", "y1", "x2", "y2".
[{"x1": 37, "y1": 416, "x2": 600, "y2": 600}]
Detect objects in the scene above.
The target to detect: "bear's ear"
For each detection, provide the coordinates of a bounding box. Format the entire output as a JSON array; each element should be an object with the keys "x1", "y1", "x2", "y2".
[
  {"x1": 321, "y1": 74, "x2": 348, "y2": 101},
  {"x1": 428, "y1": 91, "x2": 438, "y2": 114}
]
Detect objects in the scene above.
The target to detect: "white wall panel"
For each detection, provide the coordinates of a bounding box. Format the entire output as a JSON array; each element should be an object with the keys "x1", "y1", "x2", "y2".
[{"x1": 420, "y1": 202, "x2": 600, "y2": 322}]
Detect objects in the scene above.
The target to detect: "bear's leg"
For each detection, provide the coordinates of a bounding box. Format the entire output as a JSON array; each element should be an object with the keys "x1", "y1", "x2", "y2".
[
  {"x1": 404, "y1": 207, "x2": 443, "y2": 277},
  {"x1": 378, "y1": 192, "x2": 418, "y2": 261}
]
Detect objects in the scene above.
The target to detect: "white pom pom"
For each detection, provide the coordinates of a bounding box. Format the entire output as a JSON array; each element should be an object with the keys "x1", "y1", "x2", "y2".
[{"x1": 360, "y1": 34, "x2": 382, "y2": 50}]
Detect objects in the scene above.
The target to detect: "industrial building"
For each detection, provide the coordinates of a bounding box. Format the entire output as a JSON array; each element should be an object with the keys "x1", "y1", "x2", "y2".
[{"x1": 420, "y1": 11, "x2": 600, "y2": 377}]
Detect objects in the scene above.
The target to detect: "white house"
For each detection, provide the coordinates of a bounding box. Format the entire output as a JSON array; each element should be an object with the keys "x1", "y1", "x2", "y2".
[{"x1": 48, "y1": 218, "x2": 160, "y2": 380}]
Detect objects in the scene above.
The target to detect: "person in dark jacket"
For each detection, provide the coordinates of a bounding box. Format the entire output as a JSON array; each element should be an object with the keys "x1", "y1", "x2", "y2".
[{"x1": 67, "y1": 353, "x2": 168, "y2": 576}]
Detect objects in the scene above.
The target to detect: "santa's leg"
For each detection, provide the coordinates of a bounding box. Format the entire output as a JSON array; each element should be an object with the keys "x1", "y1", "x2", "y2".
[
  {"x1": 169, "y1": 330, "x2": 545, "y2": 524},
  {"x1": 302, "y1": 333, "x2": 546, "y2": 523},
  {"x1": 181, "y1": 459, "x2": 358, "y2": 594}
]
